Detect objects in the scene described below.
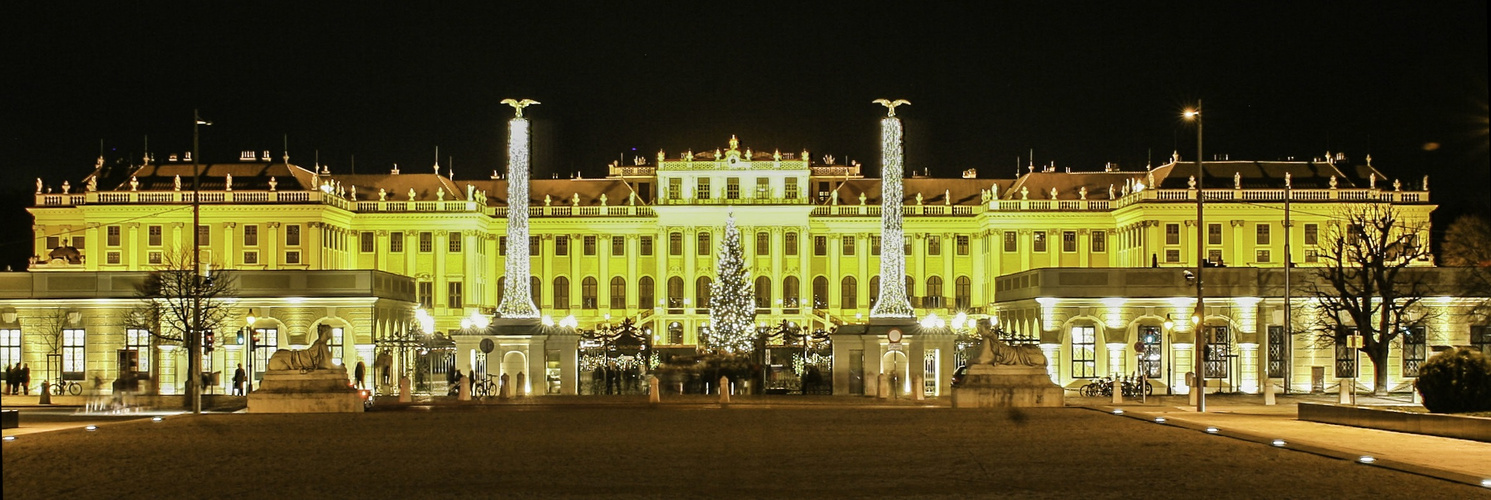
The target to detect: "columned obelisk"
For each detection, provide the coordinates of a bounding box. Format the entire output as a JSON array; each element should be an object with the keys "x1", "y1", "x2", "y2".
[
  {"x1": 869, "y1": 99, "x2": 915, "y2": 318},
  {"x1": 496, "y1": 99, "x2": 541, "y2": 318}
]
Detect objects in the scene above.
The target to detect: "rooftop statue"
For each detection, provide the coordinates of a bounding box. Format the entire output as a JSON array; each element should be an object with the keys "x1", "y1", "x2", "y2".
[
  {"x1": 500, "y1": 98, "x2": 539, "y2": 118},
  {"x1": 872, "y1": 98, "x2": 910, "y2": 117}
]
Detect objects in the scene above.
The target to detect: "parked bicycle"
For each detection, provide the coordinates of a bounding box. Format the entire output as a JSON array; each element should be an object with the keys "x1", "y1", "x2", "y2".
[
  {"x1": 1078, "y1": 374, "x2": 1152, "y2": 398},
  {"x1": 50, "y1": 379, "x2": 82, "y2": 396},
  {"x1": 471, "y1": 375, "x2": 495, "y2": 398}
]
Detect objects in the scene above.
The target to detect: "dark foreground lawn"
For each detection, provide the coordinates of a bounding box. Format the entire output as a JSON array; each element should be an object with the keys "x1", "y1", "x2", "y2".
[{"x1": 2, "y1": 406, "x2": 1482, "y2": 499}]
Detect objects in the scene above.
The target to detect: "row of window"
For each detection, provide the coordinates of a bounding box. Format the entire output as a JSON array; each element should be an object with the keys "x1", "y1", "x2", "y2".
[
  {"x1": 419, "y1": 275, "x2": 979, "y2": 311},
  {"x1": 1161, "y1": 222, "x2": 1324, "y2": 246},
  {"x1": 479, "y1": 233, "x2": 982, "y2": 258},
  {"x1": 0, "y1": 327, "x2": 352, "y2": 380},
  {"x1": 1001, "y1": 230, "x2": 1108, "y2": 253},
  {"x1": 665, "y1": 177, "x2": 802, "y2": 200},
  {"x1": 93, "y1": 224, "x2": 305, "y2": 248}
]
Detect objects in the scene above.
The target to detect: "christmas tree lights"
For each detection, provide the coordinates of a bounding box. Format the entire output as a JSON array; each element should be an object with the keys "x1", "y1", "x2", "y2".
[
  {"x1": 707, "y1": 213, "x2": 756, "y2": 353},
  {"x1": 496, "y1": 100, "x2": 541, "y2": 318},
  {"x1": 870, "y1": 102, "x2": 916, "y2": 318}
]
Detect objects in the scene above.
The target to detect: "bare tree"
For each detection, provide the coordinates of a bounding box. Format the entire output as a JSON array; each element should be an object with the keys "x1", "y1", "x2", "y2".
[
  {"x1": 35, "y1": 308, "x2": 69, "y2": 381},
  {"x1": 126, "y1": 248, "x2": 236, "y2": 398},
  {"x1": 1440, "y1": 214, "x2": 1491, "y2": 267},
  {"x1": 1308, "y1": 204, "x2": 1436, "y2": 395}
]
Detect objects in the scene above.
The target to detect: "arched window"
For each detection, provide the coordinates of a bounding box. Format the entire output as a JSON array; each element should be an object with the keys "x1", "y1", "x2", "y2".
[
  {"x1": 782, "y1": 276, "x2": 800, "y2": 309},
  {"x1": 581, "y1": 276, "x2": 598, "y2": 309},
  {"x1": 530, "y1": 276, "x2": 541, "y2": 308},
  {"x1": 955, "y1": 276, "x2": 972, "y2": 309},
  {"x1": 609, "y1": 276, "x2": 626, "y2": 310},
  {"x1": 841, "y1": 276, "x2": 857, "y2": 310},
  {"x1": 812, "y1": 276, "x2": 829, "y2": 309},
  {"x1": 869, "y1": 275, "x2": 881, "y2": 307},
  {"x1": 666, "y1": 276, "x2": 683, "y2": 308},
  {"x1": 905, "y1": 275, "x2": 915, "y2": 301},
  {"x1": 553, "y1": 276, "x2": 569, "y2": 309},
  {"x1": 754, "y1": 276, "x2": 772, "y2": 309},
  {"x1": 496, "y1": 277, "x2": 505, "y2": 303},
  {"x1": 696, "y1": 276, "x2": 713, "y2": 309},
  {"x1": 926, "y1": 276, "x2": 944, "y2": 308},
  {"x1": 639, "y1": 276, "x2": 655, "y2": 309}
]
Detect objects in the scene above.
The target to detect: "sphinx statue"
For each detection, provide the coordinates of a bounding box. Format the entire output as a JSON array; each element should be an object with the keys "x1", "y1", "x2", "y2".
[
  {"x1": 975, "y1": 333, "x2": 1047, "y2": 368},
  {"x1": 267, "y1": 326, "x2": 336, "y2": 372}
]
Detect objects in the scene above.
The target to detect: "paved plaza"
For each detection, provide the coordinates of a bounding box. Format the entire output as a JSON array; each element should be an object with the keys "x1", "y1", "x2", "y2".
[{"x1": 4, "y1": 396, "x2": 1488, "y2": 499}]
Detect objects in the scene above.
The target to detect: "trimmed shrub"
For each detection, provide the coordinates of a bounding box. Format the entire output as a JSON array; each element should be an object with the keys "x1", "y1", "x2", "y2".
[{"x1": 1414, "y1": 347, "x2": 1491, "y2": 413}]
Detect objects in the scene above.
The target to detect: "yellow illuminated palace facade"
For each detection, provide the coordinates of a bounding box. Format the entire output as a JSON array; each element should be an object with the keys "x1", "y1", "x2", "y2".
[{"x1": 6, "y1": 138, "x2": 1486, "y2": 398}]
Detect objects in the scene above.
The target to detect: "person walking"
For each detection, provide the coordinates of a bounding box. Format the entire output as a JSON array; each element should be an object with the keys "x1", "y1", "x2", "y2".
[
  {"x1": 354, "y1": 361, "x2": 366, "y2": 389},
  {"x1": 21, "y1": 363, "x2": 31, "y2": 395},
  {"x1": 4, "y1": 363, "x2": 13, "y2": 395},
  {"x1": 232, "y1": 364, "x2": 247, "y2": 396}
]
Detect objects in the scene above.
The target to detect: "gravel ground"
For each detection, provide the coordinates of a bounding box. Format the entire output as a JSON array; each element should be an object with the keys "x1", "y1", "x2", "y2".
[{"x1": 3, "y1": 406, "x2": 1484, "y2": 499}]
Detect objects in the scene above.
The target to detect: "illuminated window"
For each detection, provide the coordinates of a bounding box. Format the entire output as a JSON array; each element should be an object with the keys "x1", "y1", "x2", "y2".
[
  {"x1": 63, "y1": 328, "x2": 86, "y2": 375},
  {"x1": 0, "y1": 329, "x2": 21, "y2": 376},
  {"x1": 695, "y1": 277, "x2": 712, "y2": 309},
  {"x1": 696, "y1": 178, "x2": 711, "y2": 199},
  {"x1": 1165, "y1": 224, "x2": 1180, "y2": 245},
  {"x1": 328, "y1": 327, "x2": 344, "y2": 364},
  {"x1": 697, "y1": 232, "x2": 710, "y2": 255},
  {"x1": 870, "y1": 236, "x2": 881, "y2": 256},
  {"x1": 954, "y1": 276, "x2": 971, "y2": 309},
  {"x1": 530, "y1": 277, "x2": 541, "y2": 307},
  {"x1": 244, "y1": 225, "x2": 258, "y2": 246},
  {"x1": 1472, "y1": 326, "x2": 1491, "y2": 356},
  {"x1": 529, "y1": 236, "x2": 541, "y2": 255},
  {"x1": 927, "y1": 236, "x2": 941, "y2": 255},
  {"x1": 448, "y1": 281, "x2": 463, "y2": 308},
  {"x1": 125, "y1": 328, "x2": 150, "y2": 373},
  {"x1": 784, "y1": 178, "x2": 798, "y2": 199},
  {"x1": 1071, "y1": 325, "x2": 1096, "y2": 378},
  {"x1": 841, "y1": 276, "x2": 857, "y2": 309},
  {"x1": 1091, "y1": 231, "x2": 1107, "y2": 252},
  {"x1": 638, "y1": 276, "x2": 654, "y2": 308},
  {"x1": 842, "y1": 236, "x2": 856, "y2": 256},
  {"x1": 285, "y1": 251, "x2": 301, "y2": 264},
  {"x1": 610, "y1": 277, "x2": 626, "y2": 309},
  {"x1": 581, "y1": 277, "x2": 598, "y2": 309},
  {"x1": 782, "y1": 276, "x2": 800, "y2": 308},
  {"x1": 1255, "y1": 249, "x2": 1271, "y2": 263},
  {"x1": 448, "y1": 232, "x2": 462, "y2": 253},
  {"x1": 1004, "y1": 231, "x2": 1017, "y2": 252},
  {"x1": 812, "y1": 276, "x2": 828, "y2": 308},
  {"x1": 419, "y1": 232, "x2": 432, "y2": 253},
  {"x1": 666, "y1": 276, "x2": 683, "y2": 308},
  {"x1": 726, "y1": 178, "x2": 740, "y2": 199},
  {"x1": 1209, "y1": 249, "x2": 1223, "y2": 263},
  {"x1": 148, "y1": 251, "x2": 162, "y2": 265},
  {"x1": 553, "y1": 277, "x2": 570, "y2": 309},
  {"x1": 242, "y1": 251, "x2": 258, "y2": 265},
  {"x1": 417, "y1": 282, "x2": 433, "y2": 309},
  {"x1": 389, "y1": 232, "x2": 404, "y2": 253},
  {"x1": 1402, "y1": 326, "x2": 1426, "y2": 377},
  {"x1": 956, "y1": 236, "x2": 970, "y2": 255},
  {"x1": 925, "y1": 276, "x2": 944, "y2": 308},
  {"x1": 148, "y1": 225, "x2": 162, "y2": 246},
  {"x1": 869, "y1": 276, "x2": 881, "y2": 307},
  {"x1": 755, "y1": 177, "x2": 770, "y2": 198},
  {"x1": 1062, "y1": 231, "x2": 1077, "y2": 252},
  {"x1": 668, "y1": 178, "x2": 682, "y2": 200},
  {"x1": 1033, "y1": 231, "x2": 1046, "y2": 252},
  {"x1": 252, "y1": 328, "x2": 278, "y2": 375},
  {"x1": 1139, "y1": 326, "x2": 1162, "y2": 379},
  {"x1": 814, "y1": 236, "x2": 827, "y2": 256},
  {"x1": 755, "y1": 276, "x2": 771, "y2": 309}
]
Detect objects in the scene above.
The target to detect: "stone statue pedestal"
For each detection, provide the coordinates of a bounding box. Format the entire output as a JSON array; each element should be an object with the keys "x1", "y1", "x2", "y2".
[
  {"x1": 248, "y1": 367, "x2": 362, "y2": 413},
  {"x1": 952, "y1": 365, "x2": 1064, "y2": 408}
]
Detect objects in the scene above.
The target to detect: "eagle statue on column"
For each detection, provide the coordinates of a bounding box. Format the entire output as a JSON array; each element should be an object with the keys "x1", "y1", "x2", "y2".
[
  {"x1": 872, "y1": 99, "x2": 911, "y2": 117},
  {"x1": 501, "y1": 98, "x2": 540, "y2": 117}
]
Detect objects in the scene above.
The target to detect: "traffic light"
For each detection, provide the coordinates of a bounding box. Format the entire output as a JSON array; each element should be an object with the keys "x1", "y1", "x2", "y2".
[{"x1": 204, "y1": 330, "x2": 215, "y2": 352}]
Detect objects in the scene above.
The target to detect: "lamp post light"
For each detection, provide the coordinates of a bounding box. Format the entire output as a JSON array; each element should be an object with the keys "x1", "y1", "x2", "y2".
[
  {"x1": 188, "y1": 109, "x2": 212, "y2": 415},
  {"x1": 1183, "y1": 101, "x2": 1207, "y2": 413},
  {"x1": 245, "y1": 309, "x2": 257, "y2": 393}
]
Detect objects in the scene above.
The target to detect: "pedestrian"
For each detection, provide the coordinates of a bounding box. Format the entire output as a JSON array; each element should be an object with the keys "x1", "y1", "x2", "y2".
[
  {"x1": 232, "y1": 363, "x2": 247, "y2": 396},
  {"x1": 354, "y1": 361, "x2": 366, "y2": 389},
  {"x1": 4, "y1": 363, "x2": 13, "y2": 395},
  {"x1": 21, "y1": 363, "x2": 31, "y2": 395}
]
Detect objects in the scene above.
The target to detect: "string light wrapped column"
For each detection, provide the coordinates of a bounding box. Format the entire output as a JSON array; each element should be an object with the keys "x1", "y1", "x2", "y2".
[
  {"x1": 496, "y1": 99, "x2": 541, "y2": 318},
  {"x1": 870, "y1": 99, "x2": 915, "y2": 318}
]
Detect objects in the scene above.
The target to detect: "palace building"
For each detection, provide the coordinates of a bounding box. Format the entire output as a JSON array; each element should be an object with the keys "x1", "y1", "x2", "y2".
[{"x1": 6, "y1": 137, "x2": 1486, "y2": 399}]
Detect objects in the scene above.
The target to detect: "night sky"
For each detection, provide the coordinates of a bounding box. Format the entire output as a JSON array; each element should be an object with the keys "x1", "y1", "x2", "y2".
[{"x1": 2, "y1": 3, "x2": 1486, "y2": 268}]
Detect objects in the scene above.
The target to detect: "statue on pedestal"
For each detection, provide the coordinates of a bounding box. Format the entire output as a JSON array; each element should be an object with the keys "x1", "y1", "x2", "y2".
[{"x1": 267, "y1": 327, "x2": 336, "y2": 372}]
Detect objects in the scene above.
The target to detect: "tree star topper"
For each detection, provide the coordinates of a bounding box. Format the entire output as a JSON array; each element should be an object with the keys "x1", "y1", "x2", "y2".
[
  {"x1": 501, "y1": 98, "x2": 540, "y2": 117},
  {"x1": 872, "y1": 99, "x2": 910, "y2": 117}
]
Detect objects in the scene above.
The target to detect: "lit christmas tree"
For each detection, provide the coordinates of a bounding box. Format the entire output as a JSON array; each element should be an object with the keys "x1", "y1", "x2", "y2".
[{"x1": 707, "y1": 213, "x2": 756, "y2": 353}]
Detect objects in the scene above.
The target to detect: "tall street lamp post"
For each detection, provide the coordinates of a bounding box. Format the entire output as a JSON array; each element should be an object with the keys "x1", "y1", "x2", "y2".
[
  {"x1": 1184, "y1": 101, "x2": 1206, "y2": 413},
  {"x1": 189, "y1": 109, "x2": 211, "y2": 414}
]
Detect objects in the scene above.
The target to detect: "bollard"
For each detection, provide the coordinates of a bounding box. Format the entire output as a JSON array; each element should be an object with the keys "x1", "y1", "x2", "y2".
[
  {"x1": 458, "y1": 376, "x2": 471, "y2": 401},
  {"x1": 649, "y1": 375, "x2": 660, "y2": 404},
  {"x1": 39, "y1": 381, "x2": 52, "y2": 405},
  {"x1": 1412, "y1": 387, "x2": 1422, "y2": 405},
  {"x1": 911, "y1": 375, "x2": 925, "y2": 401},
  {"x1": 1264, "y1": 378, "x2": 1276, "y2": 405},
  {"x1": 718, "y1": 376, "x2": 730, "y2": 404},
  {"x1": 516, "y1": 372, "x2": 526, "y2": 398},
  {"x1": 877, "y1": 374, "x2": 890, "y2": 400},
  {"x1": 1112, "y1": 383, "x2": 1124, "y2": 405},
  {"x1": 1338, "y1": 380, "x2": 1352, "y2": 404},
  {"x1": 398, "y1": 376, "x2": 412, "y2": 403},
  {"x1": 500, "y1": 374, "x2": 511, "y2": 399},
  {"x1": 864, "y1": 374, "x2": 878, "y2": 398}
]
